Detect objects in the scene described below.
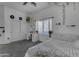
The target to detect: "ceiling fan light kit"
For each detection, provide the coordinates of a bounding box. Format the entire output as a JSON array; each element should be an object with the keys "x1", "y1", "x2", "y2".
[{"x1": 23, "y1": 2, "x2": 37, "y2": 7}]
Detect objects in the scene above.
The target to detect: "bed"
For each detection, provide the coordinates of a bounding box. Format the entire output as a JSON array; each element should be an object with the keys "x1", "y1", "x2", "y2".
[{"x1": 25, "y1": 32, "x2": 79, "y2": 57}]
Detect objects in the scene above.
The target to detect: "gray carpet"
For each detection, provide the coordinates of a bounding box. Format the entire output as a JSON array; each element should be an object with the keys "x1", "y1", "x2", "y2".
[{"x1": 0, "y1": 39, "x2": 41, "y2": 57}]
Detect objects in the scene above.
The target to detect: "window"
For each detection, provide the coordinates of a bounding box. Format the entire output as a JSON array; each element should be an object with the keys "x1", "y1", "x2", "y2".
[
  {"x1": 38, "y1": 21, "x2": 43, "y2": 33},
  {"x1": 49, "y1": 18, "x2": 53, "y2": 31},
  {"x1": 43, "y1": 19, "x2": 49, "y2": 34},
  {"x1": 36, "y1": 18, "x2": 53, "y2": 35}
]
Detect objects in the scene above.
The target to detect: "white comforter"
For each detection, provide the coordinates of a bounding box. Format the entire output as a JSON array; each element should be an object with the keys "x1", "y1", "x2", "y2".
[{"x1": 25, "y1": 39, "x2": 79, "y2": 57}]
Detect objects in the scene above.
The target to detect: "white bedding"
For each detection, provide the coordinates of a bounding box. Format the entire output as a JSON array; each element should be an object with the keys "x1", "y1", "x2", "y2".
[
  {"x1": 25, "y1": 38, "x2": 79, "y2": 57},
  {"x1": 25, "y1": 26, "x2": 79, "y2": 57}
]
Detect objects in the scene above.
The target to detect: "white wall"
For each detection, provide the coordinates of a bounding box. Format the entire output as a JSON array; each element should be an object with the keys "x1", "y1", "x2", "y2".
[
  {"x1": 30, "y1": 3, "x2": 79, "y2": 35},
  {"x1": 30, "y1": 5, "x2": 63, "y2": 33},
  {"x1": 0, "y1": 6, "x2": 4, "y2": 27},
  {"x1": 28, "y1": 3, "x2": 79, "y2": 42},
  {"x1": 58, "y1": 3, "x2": 79, "y2": 34},
  {"x1": 31, "y1": 5, "x2": 62, "y2": 22},
  {"x1": 65, "y1": 3, "x2": 79, "y2": 25},
  {"x1": 3, "y1": 6, "x2": 30, "y2": 43},
  {"x1": 0, "y1": 6, "x2": 4, "y2": 36}
]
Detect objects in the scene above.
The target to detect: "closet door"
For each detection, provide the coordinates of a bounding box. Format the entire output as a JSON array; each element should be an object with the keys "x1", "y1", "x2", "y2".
[{"x1": 11, "y1": 20, "x2": 21, "y2": 41}]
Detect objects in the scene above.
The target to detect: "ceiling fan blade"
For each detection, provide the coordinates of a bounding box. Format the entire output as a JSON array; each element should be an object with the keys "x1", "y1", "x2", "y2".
[
  {"x1": 23, "y1": 2, "x2": 28, "y2": 5},
  {"x1": 31, "y1": 2, "x2": 37, "y2": 7}
]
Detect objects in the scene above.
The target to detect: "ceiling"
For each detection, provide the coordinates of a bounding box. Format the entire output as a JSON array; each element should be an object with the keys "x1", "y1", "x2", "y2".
[
  {"x1": 0, "y1": 2, "x2": 51, "y2": 14},
  {"x1": 0, "y1": 2, "x2": 76, "y2": 14}
]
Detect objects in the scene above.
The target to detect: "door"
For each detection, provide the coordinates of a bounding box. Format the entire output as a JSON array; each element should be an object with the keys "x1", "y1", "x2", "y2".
[{"x1": 11, "y1": 20, "x2": 21, "y2": 41}]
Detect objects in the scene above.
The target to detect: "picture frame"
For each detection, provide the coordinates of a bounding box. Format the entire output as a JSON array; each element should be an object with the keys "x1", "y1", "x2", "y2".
[
  {"x1": 10, "y1": 15, "x2": 15, "y2": 19},
  {"x1": 19, "y1": 17, "x2": 22, "y2": 20}
]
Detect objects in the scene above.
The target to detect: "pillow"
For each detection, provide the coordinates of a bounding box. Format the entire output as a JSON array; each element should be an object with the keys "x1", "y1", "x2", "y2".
[{"x1": 52, "y1": 33, "x2": 79, "y2": 42}]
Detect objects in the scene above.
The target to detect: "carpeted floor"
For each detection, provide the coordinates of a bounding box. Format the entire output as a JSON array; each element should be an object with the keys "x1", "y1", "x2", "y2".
[{"x1": 0, "y1": 39, "x2": 41, "y2": 57}]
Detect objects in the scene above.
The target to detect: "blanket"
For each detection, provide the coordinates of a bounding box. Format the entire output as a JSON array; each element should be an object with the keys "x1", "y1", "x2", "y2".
[{"x1": 25, "y1": 39, "x2": 79, "y2": 57}]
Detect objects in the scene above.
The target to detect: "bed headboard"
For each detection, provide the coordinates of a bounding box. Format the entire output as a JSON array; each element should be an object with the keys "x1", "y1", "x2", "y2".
[{"x1": 52, "y1": 33, "x2": 79, "y2": 42}]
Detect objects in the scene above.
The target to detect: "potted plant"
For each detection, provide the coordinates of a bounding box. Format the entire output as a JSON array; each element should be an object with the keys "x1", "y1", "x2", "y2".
[{"x1": 26, "y1": 17, "x2": 31, "y2": 23}]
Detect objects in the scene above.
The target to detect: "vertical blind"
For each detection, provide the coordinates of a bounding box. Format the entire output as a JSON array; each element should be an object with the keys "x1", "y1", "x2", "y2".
[{"x1": 36, "y1": 18, "x2": 52, "y2": 35}]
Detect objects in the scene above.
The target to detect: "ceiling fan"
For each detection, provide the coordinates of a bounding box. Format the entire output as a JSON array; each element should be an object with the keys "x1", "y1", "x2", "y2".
[{"x1": 23, "y1": 2, "x2": 37, "y2": 7}]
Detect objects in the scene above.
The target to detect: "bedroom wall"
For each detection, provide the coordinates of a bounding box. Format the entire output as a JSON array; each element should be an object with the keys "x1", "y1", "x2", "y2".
[
  {"x1": 0, "y1": 6, "x2": 4, "y2": 37},
  {"x1": 29, "y1": 5, "x2": 63, "y2": 41},
  {"x1": 30, "y1": 3, "x2": 79, "y2": 35},
  {"x1": 28, "y1": 3, "x2": 79, "y2": 42},
  {"x1": 30, "y1": 5, "x2": 63, "y2": 34},
  {"x1": 3, "y1": 6, "x2": 30, "y2": 43},
  {"x1": 58, "y1": 3, "x2": 79, "y2": 34},
  {"x1": 0, "y1": 6, "x2": 4, "y2": 27},
  {"x1": 0, "y1": 6, "x2": 6, "y2": 44},
  {"x1": 65, "y1": 3, "x2": 79, "y2": 25}
]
